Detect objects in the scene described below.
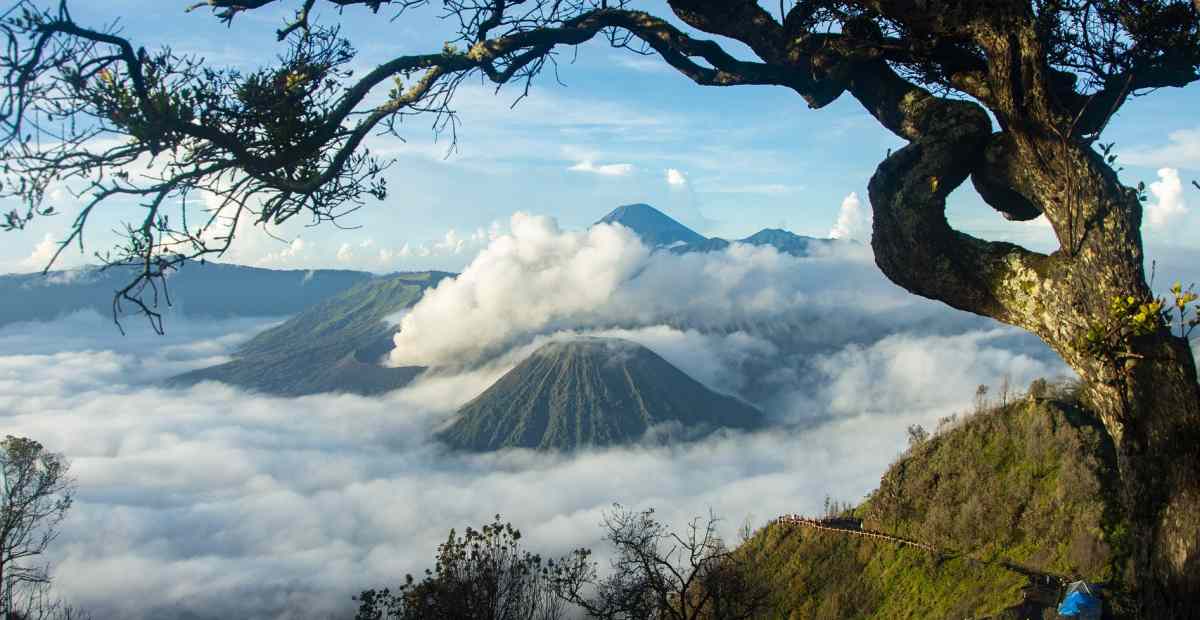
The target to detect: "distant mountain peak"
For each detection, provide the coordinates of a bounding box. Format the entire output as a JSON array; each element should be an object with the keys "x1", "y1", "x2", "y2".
[
  {"x1": 736, "y1": 228, "x2": 828, "y2": 256},
  {"x1": 438, "y1": 336, "x2": 762, "y2": 452},
  {"x1": 743, "y1": 227, "x2": 797, "y2": 239},
  {"x1": 596, "y1": 203, "x2": 705, "y2": 247},
  {"x1": 740, "y1": 228, "x2": 816, "y2": 243}
]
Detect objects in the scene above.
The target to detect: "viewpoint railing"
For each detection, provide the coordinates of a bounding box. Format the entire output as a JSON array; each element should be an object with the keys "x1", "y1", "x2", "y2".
[
  {"x1": 772, "y1": 513, "x2": 1070, "y2": 590},
  {"x1": 773, "y1": 514, "x2": 940, "y2": 553}
]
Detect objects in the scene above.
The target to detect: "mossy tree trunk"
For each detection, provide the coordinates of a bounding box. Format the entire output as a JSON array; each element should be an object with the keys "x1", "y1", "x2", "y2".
[
  {"x1": 620, "y1": 3, "x2": 1200, "y2": 612},
  {"x1": 844, "y1": 45, "x2": 1200, "y2": 617}
]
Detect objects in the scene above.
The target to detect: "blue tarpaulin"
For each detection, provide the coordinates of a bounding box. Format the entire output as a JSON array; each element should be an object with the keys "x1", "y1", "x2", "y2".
[{"x1": 1058, "y1": 581, "x2": 1101, "y2": 619}]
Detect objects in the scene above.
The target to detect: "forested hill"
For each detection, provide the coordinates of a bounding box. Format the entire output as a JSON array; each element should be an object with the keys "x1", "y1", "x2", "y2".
[
  {"x1": 737, "y1": 392, "x2": 1132, "y2": 618},
  {"x1": 0, "y1": 261, "x2": 371, "y2": 327}
]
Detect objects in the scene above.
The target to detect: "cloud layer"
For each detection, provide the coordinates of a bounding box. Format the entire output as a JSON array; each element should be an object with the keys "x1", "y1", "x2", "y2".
[
  {"x1": 1, "y1": 209, "x2": 1099, "y2": 619},
  {"x1": 1123, "y1": 127, "x2": 1200, "y2": 171},
  {"x1": 828, "y1": 192, "x2": 870, "y2": 241},
  {"x1": 1146, "y1": 167, "x2": 1189, "y2": 229},
  {"x1": 2, "y1": 305, "x2": 1063, "y2": 620},
  {"x1": 389, "y1": 212, "x2": 994, "y2": 371}
]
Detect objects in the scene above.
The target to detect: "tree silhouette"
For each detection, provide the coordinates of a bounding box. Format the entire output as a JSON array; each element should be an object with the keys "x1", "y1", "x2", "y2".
[
  {"x1": 553, "y1": 505, "x2": 768, "y2": 620},
  {"x1": 354, "y1": 515, "x2": 568, "y2": 620},
  {"x1": 0, "y1": 436, "x2": 74, "y2": 620}
]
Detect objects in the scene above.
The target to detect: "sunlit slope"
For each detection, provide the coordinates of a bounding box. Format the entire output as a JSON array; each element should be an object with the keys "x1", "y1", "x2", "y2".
[
  {"x1": 439, "y1": 337, "x2": 764, "y2": 452},
  {"x1": 172, "y1": 271, "x2": 451, "y2": 395},
  {"x1": 740, "y1": 396, "x2": 1131, "y2": 619}
]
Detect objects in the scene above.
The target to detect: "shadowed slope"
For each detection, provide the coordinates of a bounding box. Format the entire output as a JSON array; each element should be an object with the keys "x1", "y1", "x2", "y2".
[{"x1": 171, "y1": 271, "x2": 450, "y2": 395}]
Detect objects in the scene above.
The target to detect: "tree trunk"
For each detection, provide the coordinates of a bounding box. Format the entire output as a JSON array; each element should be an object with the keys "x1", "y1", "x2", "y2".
[
  {"x1": 860, "y1": 73, "x2": 1200, "y2": 615},
  {"x1": 995, "y1": 137, "x2": 1200, "y2": 618},
  {"x1": 1099, "y1": 344, "x2": 1200, "y2": 615}
]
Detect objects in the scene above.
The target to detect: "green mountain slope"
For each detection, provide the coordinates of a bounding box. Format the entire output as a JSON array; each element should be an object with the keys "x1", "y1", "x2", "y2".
[
  {"x1": 739, "y1": 395, "x2": 1131, "y2": 619},
  {"x1": 438, "y1": 337, "x2": 764, "y2": 452},
  {"x1": 171, "y1": 271, "x2": 451, "y2": 396}
]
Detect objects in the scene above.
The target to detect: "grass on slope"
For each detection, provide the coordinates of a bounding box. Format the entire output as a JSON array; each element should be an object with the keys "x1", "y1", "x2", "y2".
[{"x1": 738, "y1": 393, "x2": 1129, "y2": 619}]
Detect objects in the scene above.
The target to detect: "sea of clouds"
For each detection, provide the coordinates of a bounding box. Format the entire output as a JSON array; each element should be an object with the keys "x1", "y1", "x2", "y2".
[{"x1": 0, "y1": 214, "x2": 1105, "y2": 619}]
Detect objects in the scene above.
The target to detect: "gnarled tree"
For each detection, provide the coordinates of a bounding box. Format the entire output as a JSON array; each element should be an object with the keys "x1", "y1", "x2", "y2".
[{"x1": 1, "y1": 0, "x2": 1198, "y2": 615}]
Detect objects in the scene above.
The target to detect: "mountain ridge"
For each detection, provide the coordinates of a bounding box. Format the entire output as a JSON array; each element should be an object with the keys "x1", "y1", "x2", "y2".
[
  {"x1": 169, "y1": 271, "x2": 450, "y2": 396},
  {"x1": 0, "y1": 261, "x2": 372, "y2": 328},
  {"x1": 596, "y1": 202, "x2": 838, "y2": 257}
]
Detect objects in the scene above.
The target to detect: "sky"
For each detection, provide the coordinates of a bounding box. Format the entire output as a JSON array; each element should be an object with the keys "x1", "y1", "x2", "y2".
[{"x1": 0, "y1": 0, "x2": 1198, "y2": 275}]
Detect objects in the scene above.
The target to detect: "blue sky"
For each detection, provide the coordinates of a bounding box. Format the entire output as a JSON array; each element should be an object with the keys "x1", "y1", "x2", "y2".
[{"x1": 2, "y1": 0, "x2": 1198, "y2": 275}]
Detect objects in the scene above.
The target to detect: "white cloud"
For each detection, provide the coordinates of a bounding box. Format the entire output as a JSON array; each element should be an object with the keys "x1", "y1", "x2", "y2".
[
  {"x1": 362, "y1": 224, "x2": 501, "y2": 272},
  {"x1": 806, "y1": 329, "x2": 1058, "y2": 417},
  {"x1": 568, "y1": 160, "x2": 635, "y2": 176},
  {"x1": 18, "y1": 233, "x2": 59, "y2": 271},
  {"x1": 389, "y1": 214, "x2": 649, "y2": 367},
  {"x1": 610, "y1": 54, "x2": 670, "y2": 74},
  {"x1": 256, "y1": 237, "x2": 310, "y2": 267},
  {"x1": 829, "y1": 192, "x2": 870, "y2": 241},
  {"x1": 1146, "y1": 168, "x2": 1188, "y2": 229},
  {"x1": 666, "y1": 168, "x2": 687, "y2": 187},
  {"x1": 388, "y1": 212, "x2": 1004, "y2": 370},
  {"x1": 9, "y1": 204, "x2": 1138, "y2": 619},
  {"x1": 1122, "y1": 127, "x2": 1200, "y2": 170},
  {"x1": 0, "y1": 303, "x2": 1068, "y2": 619},
  {"x1": 336, "y1": 243, "x2": 355, "y2": 263}
]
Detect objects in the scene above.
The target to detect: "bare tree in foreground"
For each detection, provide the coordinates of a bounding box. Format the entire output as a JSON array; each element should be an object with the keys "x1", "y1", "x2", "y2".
[
  {"x1": 2, "y1": 0, "x2": 1199, "y2": 614},
  {"x1": 358, "y1": 508, "x2": 766, "y2": 620},
  {"x1": 1, "y1": 436, "x2": 74, "y2": 620},
  {"x1": 553, "y1": 505, "x2": 768, "y2": 620}
]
